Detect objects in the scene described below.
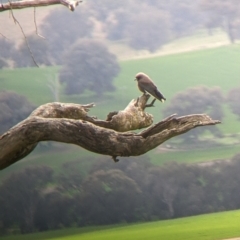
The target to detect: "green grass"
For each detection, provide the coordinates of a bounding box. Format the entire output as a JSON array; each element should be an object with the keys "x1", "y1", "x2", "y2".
[
  {"x1": 1, "y1": 44, "x2": 240, "y2": 119},
  {"x1": 2, "y1": 210, "x2": 240, "y2": 240},
  {"x1": 0, "y1": 67, "x2": 59, "y2": 104},
  {"x1": 151, "y1": 144, "x2": 240, "y2": 165}
]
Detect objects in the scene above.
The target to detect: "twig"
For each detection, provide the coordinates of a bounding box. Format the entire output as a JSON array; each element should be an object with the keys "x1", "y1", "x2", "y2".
[
  {"x1": 0, "y1": 33, "x2": 10, "y2": 39},
  {"x1": 33, "y1": 7, "x2": 45, "y2": 38},
  {"x1": 8, "y1": 0, "x2": 39, "y2": 67}
]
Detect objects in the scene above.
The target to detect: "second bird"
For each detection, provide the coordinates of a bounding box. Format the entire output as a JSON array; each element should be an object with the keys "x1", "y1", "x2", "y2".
[{"x1": 135, "y1": 72, "x2": 166, "y2": 103}]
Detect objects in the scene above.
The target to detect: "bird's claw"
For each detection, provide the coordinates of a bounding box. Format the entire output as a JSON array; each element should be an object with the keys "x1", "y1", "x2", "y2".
[{"x1": 145, "y1": 98, "x2": 156, "y2": 108}]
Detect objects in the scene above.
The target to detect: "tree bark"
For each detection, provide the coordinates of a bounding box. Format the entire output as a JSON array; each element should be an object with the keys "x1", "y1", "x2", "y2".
[
  {"x1": 0, "y1": 95, "x2": 220, "y2": 170},
  {"x1": 0, "y1": 0, "x2": 82, "y2": 12}
]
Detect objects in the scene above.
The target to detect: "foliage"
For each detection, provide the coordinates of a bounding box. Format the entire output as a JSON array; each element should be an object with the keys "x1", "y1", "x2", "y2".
[
  {"x1": 88, "y1": 0, "x2": 204, "y2": 50},
  {"x1": 0, "y1": 91, "x2": 35, "y2": 135},
  {"x1": 227, "y1": 86, "x2": 240, "y2": 120},
  {"x1": 14, "y1": 35, "x2": 52, "y2": 67},
  {"x1": 155, "y1": 0, "x2": 204, "y2": 37},
  {"x1": 0, "y1": 38, "x2": 16, "y2": 64},
  {"x1": 200, "y1": 0, "x2": 240, "y2": 43},
  {"x1": 40, "y1": 7, "x2": 93, "y2": 64},
  {"x1": 0, "y1": 166, "x2": 53, "y2": 233},
  {"x1": 163, "y1": 86, "x2": 224, "y2": 143},
  {"x1": 59, "y1": 39, "x2": 120, "y2": 96},
  {"x1": 80, "y1": 169, "x2": 141, "y2": 225},
  {"x1": 125, "y1": 6, "x2": 171, "y2": 52},
  {"x1": 0, "y1": 58, "x2": 8, "y2": 69},
  {"x1": 0, "y1": 38, "x2": 17, "y2": 68}
]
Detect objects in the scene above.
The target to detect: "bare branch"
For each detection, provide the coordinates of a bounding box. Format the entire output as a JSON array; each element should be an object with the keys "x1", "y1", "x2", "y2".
[
  {"x1": 33, "y1": 7, "x2": 45, "y2": 38},
  {"x1": 8, "y1": 2, "x2": 39, "y2": 67},
  {"x1": 0, "y1": 96, "x2": 221, "y2": 170},
  {"x1": 0, "y1": 0, "x2": 82, "y2": 12},
  {"x1": 0, "y1": 33, "x2": 10, "y2": 39}
]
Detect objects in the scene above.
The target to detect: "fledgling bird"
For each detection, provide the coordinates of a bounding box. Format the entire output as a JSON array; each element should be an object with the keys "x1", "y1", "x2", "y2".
[{"x1": 135, "y1": 72, "x2": 166, "y2": 102}]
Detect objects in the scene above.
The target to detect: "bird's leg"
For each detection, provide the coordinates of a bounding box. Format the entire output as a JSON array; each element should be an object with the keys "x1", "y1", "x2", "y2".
[{"x1": 145, "y1": 98, "x2": 156, "y2": 108}]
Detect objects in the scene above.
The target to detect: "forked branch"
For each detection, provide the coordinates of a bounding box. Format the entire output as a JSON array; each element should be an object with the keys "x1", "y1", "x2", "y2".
[{"x1": 0, "y1": 95, "x2": 220, "y2": 170}]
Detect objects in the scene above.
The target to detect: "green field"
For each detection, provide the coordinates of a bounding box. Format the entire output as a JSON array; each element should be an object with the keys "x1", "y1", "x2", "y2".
[
  {"x1": 2, "y1": 210, "x2": 240, "y2": 240},
  {"x1": 1, "y1": 44, "x2": 240, "y2": 176},
  {"x1": 1, "y1": 44, "x2": 240, "y2": 119}
]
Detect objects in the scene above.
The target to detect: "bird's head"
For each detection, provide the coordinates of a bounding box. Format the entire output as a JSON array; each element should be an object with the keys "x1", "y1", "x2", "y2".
[{"x1": 135, "y1": 72, "x2": 147, "y2": 81}]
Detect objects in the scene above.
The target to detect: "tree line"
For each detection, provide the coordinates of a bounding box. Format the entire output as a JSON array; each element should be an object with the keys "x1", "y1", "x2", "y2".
[{"x1": 1, "y1": 154, "x2": 240, "y2": 235}]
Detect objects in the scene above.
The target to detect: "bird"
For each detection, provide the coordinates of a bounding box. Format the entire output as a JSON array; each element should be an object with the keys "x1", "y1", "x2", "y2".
[{"x1": 135, "y1": 72, "x2": 166, "y2": 102}]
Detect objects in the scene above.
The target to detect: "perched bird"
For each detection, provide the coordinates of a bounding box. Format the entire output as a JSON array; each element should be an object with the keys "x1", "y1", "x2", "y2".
[{"x1": 135, "y1": 72, "x2": 166, "y2": 102}]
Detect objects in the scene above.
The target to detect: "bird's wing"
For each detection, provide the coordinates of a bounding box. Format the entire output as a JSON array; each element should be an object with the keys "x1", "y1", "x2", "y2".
[
  {"x1": 137, "y1": 82, "x2": 146, "y2": 93},
  {"x1": 153, "y1": 89, "x2": 166, "y2": 102},
  {"x1": 139, "y1": 80, "x2": 166, "y2": 101}
]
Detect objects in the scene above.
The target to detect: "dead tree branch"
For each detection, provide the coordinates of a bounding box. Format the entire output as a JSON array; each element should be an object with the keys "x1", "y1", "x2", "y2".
[
  {"x1": 0, "y1": 95, "x2": 220, "y2": 170},
  {"x1": 0, "y1": 0, "x2": 82, "y2": 12}
]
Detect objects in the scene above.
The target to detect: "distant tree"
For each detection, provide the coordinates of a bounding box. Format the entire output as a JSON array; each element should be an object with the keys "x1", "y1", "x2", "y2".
[
  {"x1": 35, "y1": 189, "x2": 75, "y2": 231},
  {"x1": 92, "y1": 0, "x2": 203, "y2": 44},
  {"x1": 0, "y1": 166, "x2": 53, "y2": 233},
  {"x1": 0, "y1": 58, "x2": 8, "y2": 69},
  {"x1": 163, "y1": 86, "x2": 224, "y2": 143},
  {"x1": 59, "y1": 39, "x2": 120, "y2": 96},
  {"x1": 105, "y1": 8, "x2": 132, "y2": 41},
  {"x1": 148, "y1": 0, "x2": 203, "y2": 38},
  {"x1": 0, "y1": 91, "x2": 35, "y2": 135},
  {"x1": 227, "y1": 86, "x2": 240, "y2": 120},
  {"x1": 40, "y1": 7, "x2": 93, "y2": 64},
  {"x1": 14, "y1": 34, "x2": 52, "y2": 67},
  {"x1": 200, "y1": 0, "x2": 240, "y2": 43},
  {"x1": 146, "y1": 163, "x2": 185, "y2": 218},
  {"x1": 80, "y1": 169, "x2": 141, "y2": 224},
  {"x1": 171, "y1": 164, "x2": 206, "y2": 217},
  {"x1": 0, "y1": 38, "x2": 16, "y2": 60},
  {"x1": 125, "y1": 6, "x2": 171, "y2": 52},
  {"x1": 0, "y1": 38, "x2": 16, "y2": 67},
  {"x1": 56, "y1": 160, "x2": 86, "y2": 194},
  {"x1": 214, "y1": 156, "x2": 240, "y2": 210},
  {"x1": 87, "y1": 0, "x2": 127, "y2": 21}
]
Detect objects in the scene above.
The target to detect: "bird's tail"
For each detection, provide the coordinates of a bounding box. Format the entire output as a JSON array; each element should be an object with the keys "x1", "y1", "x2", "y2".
[{"x1": 155, "y1": 89, "x2": 166, "y2": 102}]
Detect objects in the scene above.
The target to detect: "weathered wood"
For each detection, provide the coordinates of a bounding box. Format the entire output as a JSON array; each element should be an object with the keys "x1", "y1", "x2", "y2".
[
  {"x1": 0, "y1": 0, "x2": 82, "y2": 12},
  {"x1": 0, "y1": 95, "x2": 221, "y2": 170}
]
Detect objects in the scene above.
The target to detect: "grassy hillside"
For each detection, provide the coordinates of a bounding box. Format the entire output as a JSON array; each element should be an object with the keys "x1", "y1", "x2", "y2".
[
  {"x1": 1, "y1": 44, "x2": 240, "y2": 176},
  {"x1": 2, "y1": 210, "x2": 240, "y2": 240}
]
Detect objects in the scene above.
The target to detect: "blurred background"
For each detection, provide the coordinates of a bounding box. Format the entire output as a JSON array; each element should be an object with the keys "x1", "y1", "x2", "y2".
[{"x1": 0, "y1": 0, "x2": 240, "y2": 236}]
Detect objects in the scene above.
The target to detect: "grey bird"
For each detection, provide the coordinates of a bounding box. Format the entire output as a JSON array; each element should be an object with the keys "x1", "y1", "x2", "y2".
[{"x1": 135, "y1": 72, "x2": 166, "y2": 102}]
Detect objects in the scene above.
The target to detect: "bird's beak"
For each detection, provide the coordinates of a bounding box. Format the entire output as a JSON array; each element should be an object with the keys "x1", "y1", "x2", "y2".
[{"x1": 134, "y1": 78, "x2": 136, "y2": 81}]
